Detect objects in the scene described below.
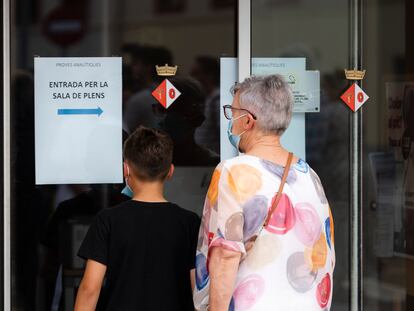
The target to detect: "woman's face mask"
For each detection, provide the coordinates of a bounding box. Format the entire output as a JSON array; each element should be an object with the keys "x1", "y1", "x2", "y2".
[{"x1": 227, "y1": 114, "x2": 247, "y2": 151}]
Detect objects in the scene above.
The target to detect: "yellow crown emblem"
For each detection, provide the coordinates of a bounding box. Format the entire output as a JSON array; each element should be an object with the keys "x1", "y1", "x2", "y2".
[
  {"x1": 156, "y1": 64, "x2": 178, "y2": 76},
  {"x1": 344, "y1": 69, "x2": 366, "y2": 80}
]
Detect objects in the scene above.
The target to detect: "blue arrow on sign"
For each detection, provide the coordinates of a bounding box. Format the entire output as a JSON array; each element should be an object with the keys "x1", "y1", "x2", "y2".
[{"x1": 57, "y1": 107, "x2": 103, "y2": 116}]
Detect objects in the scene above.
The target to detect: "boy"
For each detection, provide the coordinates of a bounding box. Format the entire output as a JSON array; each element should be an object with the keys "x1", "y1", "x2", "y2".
[{"x1": 75, "y1": 126, "x2": 200, "y2": 311}]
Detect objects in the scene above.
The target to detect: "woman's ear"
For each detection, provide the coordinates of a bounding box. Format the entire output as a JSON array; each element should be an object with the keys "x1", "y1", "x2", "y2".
[
  {"x1": 244, "y1": 114, "x2": 255, "y2": 130},
  {"x1": 166, "y1": 164, "x2": 175, "y2": 180}
]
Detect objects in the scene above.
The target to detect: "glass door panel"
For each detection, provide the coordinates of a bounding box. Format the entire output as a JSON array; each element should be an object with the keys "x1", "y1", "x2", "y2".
[
  {"x1": 251, "y1": 1, "x2": 351, "y2": 310},
  {"x1": 363, "y1": 1, "x2": 414, "y2": 310},
  {"x1": 10, "y1": 0, "x2": 235, "y2": 309}
]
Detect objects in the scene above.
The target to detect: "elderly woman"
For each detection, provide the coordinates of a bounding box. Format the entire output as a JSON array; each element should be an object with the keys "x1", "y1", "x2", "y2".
[{"x1": 193, "y1": 75, "x2": 335, "y2": 311}]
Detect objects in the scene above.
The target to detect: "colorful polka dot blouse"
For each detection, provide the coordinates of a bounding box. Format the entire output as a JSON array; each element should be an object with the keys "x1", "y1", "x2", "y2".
[{"x1": 193, "y1": 155, "x2": 335, "y2": 311}]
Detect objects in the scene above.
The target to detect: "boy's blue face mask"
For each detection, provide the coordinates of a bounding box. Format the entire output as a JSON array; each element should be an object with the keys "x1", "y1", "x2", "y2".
[
  {"x1": 121, "y1": 165, "x2": 133, "y2": 198},
  {"x1": 121, "y1": 185, "x2": 133, "y2": 198},
  {"x1": 227, "y1": 114, "x2": 247, "y2": 151}
]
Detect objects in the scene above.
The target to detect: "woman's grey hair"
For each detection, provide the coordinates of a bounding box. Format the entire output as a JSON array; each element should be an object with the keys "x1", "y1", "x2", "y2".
[{"x1": 231, "y1": 75, "x2": 293, "y2": 136}]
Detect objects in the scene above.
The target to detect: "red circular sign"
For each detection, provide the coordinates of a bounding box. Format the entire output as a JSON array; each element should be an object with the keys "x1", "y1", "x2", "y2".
[
  {"x1": 42, "y1": 4, "x2": 86, "y2": 47},
  {"x1": 169, "y1": 88, "x2": 176, "y2": 99},
  {"x1": 357, "y1": 92, "x2": 364, "y2": 103}
]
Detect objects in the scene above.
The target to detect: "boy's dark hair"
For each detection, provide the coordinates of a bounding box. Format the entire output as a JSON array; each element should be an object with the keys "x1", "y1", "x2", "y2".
[{"x1": 123, "y1": 126, "x2": 173, "y2": 181}]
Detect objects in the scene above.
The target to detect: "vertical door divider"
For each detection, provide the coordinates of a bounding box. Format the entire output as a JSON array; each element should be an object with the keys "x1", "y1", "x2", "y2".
[
  {"x1": 3, "y1": 0, "x2": 11, "y2": 309},
  {"x1": 350, "y1": 0, "x2": 363, "y2": 310},
  {"x1": 238, "y1": 0, "x2": 251, "y2": 82}
]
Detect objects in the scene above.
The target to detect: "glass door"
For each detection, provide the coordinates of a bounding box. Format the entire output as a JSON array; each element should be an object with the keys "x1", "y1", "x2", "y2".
[
  {"x1": 7, "y1": 0, "x2": 235, "y2": 309},
  {"x1": 251, "y1": 1, "x2": 351, "y2": 310},
  {"x1": 363, "y1": 1, "x2": 414, "y2": 310}
]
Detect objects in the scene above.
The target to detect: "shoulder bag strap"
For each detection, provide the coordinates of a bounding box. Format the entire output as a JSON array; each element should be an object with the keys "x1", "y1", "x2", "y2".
[{"x1": 263, "y1": 152, "x2": 293, "y2": 228}]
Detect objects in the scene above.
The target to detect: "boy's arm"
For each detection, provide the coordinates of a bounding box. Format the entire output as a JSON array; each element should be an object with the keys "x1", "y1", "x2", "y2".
[{"x1": 74, "y1": 259, "x2": 107, "y2": 311}]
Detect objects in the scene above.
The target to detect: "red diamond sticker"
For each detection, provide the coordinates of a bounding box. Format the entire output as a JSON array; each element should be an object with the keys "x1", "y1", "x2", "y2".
[
  {"x1": 151, "y1": 79, "x2": 181, "y2": 109},
  {"x1": 340, "y1": 83, "x2": 369, "y2": 112}
]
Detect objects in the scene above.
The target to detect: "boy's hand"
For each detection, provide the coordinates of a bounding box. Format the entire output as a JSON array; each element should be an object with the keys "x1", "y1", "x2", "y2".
[{"x1": 74, "y1": 259, "x2": 107, "y2": 311}]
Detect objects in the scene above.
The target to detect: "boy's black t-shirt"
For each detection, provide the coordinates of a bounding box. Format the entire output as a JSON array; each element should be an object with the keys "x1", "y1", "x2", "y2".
[{"x1": 78, "y1": 200, "x2": 201, "y2": 311}]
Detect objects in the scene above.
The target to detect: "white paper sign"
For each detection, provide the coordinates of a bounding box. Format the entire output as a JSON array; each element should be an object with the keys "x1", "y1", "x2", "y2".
[
  {"x1": 35, "y1": 57, "x2": 123, "y2": 184},
  {"x1": 280, "y1": 70, "x2": 320, "y2": 113}
]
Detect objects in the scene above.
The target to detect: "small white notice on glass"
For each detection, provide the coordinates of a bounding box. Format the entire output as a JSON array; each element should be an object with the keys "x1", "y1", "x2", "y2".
[
  {"x1": 278, "y1": 70, "x2": 320, "y2": 113},
  {"x1": 34, "y1": 57, "x2": 123, "y2": 184},
  {"x1": 251, "y1": 58, "x2": 320, "y2": 113}
]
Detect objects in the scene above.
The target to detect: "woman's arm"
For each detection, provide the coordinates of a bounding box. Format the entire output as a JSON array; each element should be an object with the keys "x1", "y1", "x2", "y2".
[
  {"x1": 74, "y1": 260, "x2": 107, "y2": 311},
  {"x1": 208, "y1": 246, "x2": 241, "y2": 311},
  {"x1": 190, "y1": 268, "x2": 197, "y2": 293}
]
